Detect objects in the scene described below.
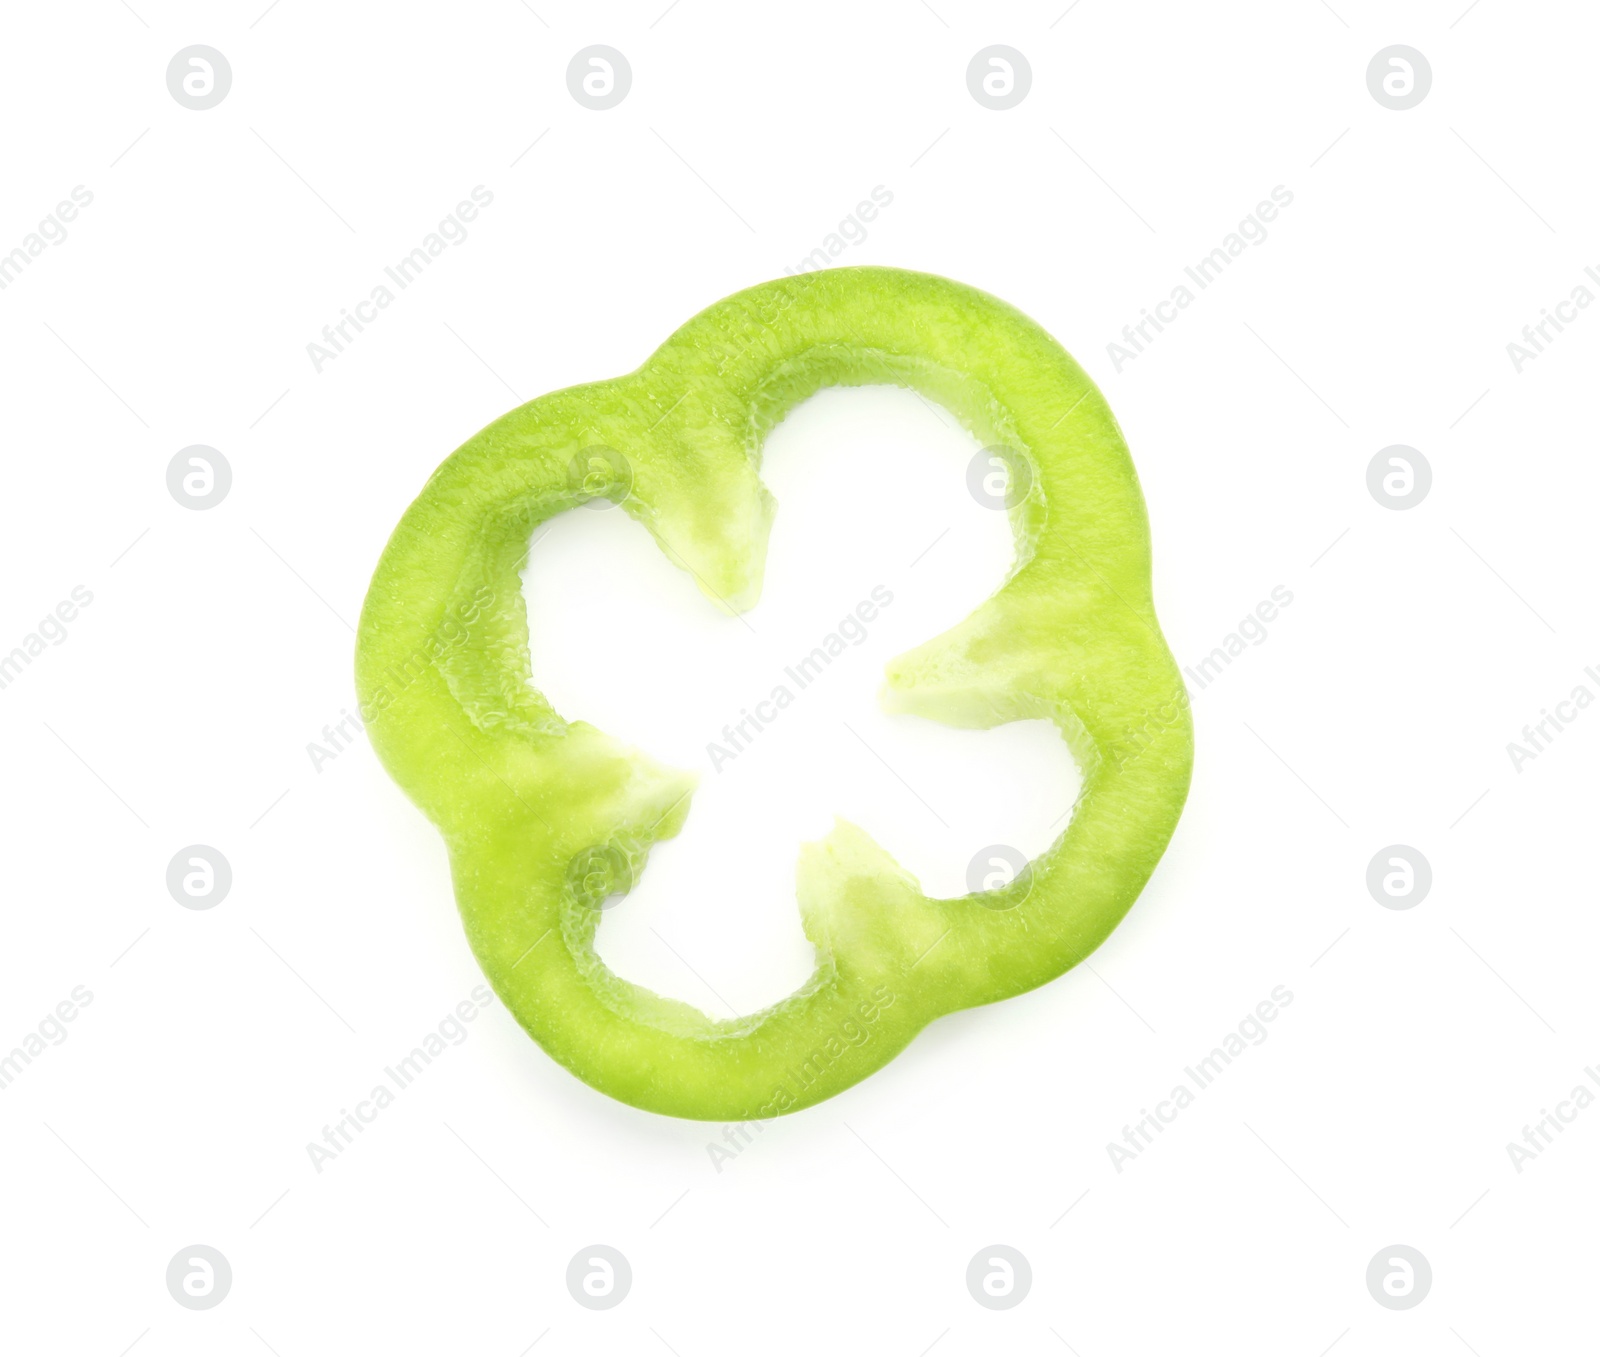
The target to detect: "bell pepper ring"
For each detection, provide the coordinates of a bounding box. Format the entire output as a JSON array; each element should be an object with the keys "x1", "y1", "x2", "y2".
[{"x1": 356, "y1": 266, "x2": 1192, "y2": 1120}]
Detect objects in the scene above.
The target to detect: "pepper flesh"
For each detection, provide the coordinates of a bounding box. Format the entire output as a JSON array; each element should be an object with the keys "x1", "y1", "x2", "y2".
[{"x1": 356, "y1": 266, "x2": 1192, "y2": 1120}]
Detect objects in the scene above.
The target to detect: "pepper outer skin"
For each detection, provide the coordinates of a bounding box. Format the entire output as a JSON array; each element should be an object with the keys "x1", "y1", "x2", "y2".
[{"x1": 356, "y1": 266, "x2": 1193, "y2": 1121}]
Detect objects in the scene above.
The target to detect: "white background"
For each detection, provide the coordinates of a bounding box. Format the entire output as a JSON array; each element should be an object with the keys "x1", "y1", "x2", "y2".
[{"x1": 1, "y1": 1, "x2": 1596, "y2": 1353}]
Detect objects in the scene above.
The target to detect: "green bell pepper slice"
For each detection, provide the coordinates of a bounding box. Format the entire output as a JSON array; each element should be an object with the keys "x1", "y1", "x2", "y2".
[{"x1": 356, "y1": 265, "x2": 1192, "y2": 1120}]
